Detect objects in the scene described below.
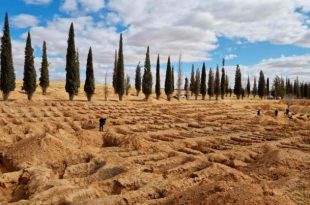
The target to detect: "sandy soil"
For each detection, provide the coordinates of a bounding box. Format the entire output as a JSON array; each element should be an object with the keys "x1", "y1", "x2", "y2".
[{"x1": 0, "y1": 82, "x2": 309, "y2": 205}]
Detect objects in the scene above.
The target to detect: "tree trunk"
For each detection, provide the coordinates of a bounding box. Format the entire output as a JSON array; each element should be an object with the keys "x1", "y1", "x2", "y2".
[
  {"x1": 136, "y1": 91, "x2": 140, "y2": 96},
  {"x1": 145, "y1": 95, "x2": 149, "y2": 101},
  {"x1": 195, "y1": 95, "x2": 198, "y2": 100},
  {"x1": 69, "y1": 94, "x2": 74, "y2": 101},
  {"x1": 3, "y1": 92, "x2": 10, "y2": 101},
  {"x1": 27, "y1": 93, "x2": 33, "y2": 101},
  {"x1": 87, "y1": 93, "x2": 92, "y2": 101},
  {"x1": 119, "y1": 94, "x2": 123, "y2": 101},
  {"x1": 167, "y1": 94, "x2": 171, "y2": 101},
  {"x1": 156, "y1": 95, "x2": 160, "y2": 100},
  {"x1": 42, "y1": 87, "x2": 47, "y2": 95},
  {"x1": 202, "y1": 95, "x2": 205, "y2": 100}
]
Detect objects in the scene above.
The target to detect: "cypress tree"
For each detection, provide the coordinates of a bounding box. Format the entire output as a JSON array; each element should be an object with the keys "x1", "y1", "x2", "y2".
[
  {"x1": 65, "y1": 23, "x2": 78, "y2": 100},
  {"x1": 234, "y1": 65, "x2": 242, "y2": 99},
  {"x1": 252, "y1": 77, "x2": 257, "y2": 98},
  {"x1": 84, "y1": 47, "x2": 95, "y2": 101},
  {"x1": 220, "y1": 67, "x2": 225, "y2": 99},
  {"x1": 214, "y1": 65, "x2": 220, "y2": 100},
  {"x1": 165, "y1": 56, "x2": 173, "y2": 101},
  {"x1": 200, "y1": 62, "x2": 207, "y2": 100},
  {"x1": 208, "y1": 68, "x2": 214, "y2": 100},
  {"x1": 23, "y1": 32, "x2": 36, "y2": 100},
  {"x1": 194, "y1": 69, "x2": 200, "y2": 100},
  {"x1": 258, "y1": 70, "x2": 266, "y2": 99},
  {"x1": 155, "y1": 54, "x2": 161, "y2": 99},
  {"x1": 266, "y1": 77, "x2": 270, "y2": 97},
  {"x1": 142, "y1": 46, "x2": 152, "y2": 100},
  {"x1": 280, "y1": 77, "x2": 285, "y2": 98},
  {"x1": 135, "y1": 62, "x2": 141, "y2": 96},
  {"x1": 172, "y1": 66, "x2": 175, "y2": 91},
  {"x1": 246, "y1": 75, "x2": 251, "y2": 97},
  {"x1": 39, "y1": 41, "x2": 49, "y2": 95},
  {"x1": 184, "y1": 77, "x2": 189, "y2": 100},
  {"x1": 75, "y1": 49, "x2": 80, "y2": 95},
  {"x1": 0, "y1": 13, "x2": 15, "y2": 100},
  {"x1": 190, "y1": 64, "x2": 195, "y2": 96},
  {"x1": 225, "y1": 74, "x2": 229, "y2": 97},
  {"x1": 116, "y1": 33, "x2": 124, "y2": 100},
  {"x1": 113, "y1": 49, "x2": 117, "y2": 93}
]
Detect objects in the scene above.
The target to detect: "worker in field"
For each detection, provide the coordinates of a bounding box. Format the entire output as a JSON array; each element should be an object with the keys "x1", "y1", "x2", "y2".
[
  {"x1": 99, "y1": 118, "x2": 107, "y2": 132},
  {"x1": 275, "y1": 108, "x2": 279, "y2": 117},
  {"x1": 257, "y1": 109, "x2": 261, "y2": 116}
]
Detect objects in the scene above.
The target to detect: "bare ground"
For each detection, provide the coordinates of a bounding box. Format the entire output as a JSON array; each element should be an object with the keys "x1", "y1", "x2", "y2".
[{"x1": 0, "y1": 82, "x2": 309, "y2": 205}]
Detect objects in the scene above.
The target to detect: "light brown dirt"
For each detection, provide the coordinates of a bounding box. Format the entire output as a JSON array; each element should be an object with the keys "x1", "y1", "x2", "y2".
[{"x1": 0, "y1": 82, "x2": 309, "y2": 205}]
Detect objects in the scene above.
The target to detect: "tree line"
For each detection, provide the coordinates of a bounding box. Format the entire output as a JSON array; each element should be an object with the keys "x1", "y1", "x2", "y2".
[{"x1": 1, "y1": 13, "x2": 309, "y2": 101}]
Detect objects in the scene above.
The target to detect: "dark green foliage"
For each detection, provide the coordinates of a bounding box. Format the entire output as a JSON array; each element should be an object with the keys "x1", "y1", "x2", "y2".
[
  {"x1": 23, "y1": 32, "x2": 37, "y2": 100},
  {"x1": 241, "y1": 88, "x2": 245, "y2": 100},
  {"x1": 220, "y1": 67, "x2": 225, "y2": 99},
  {"x1": 135, "y1": 62, "x2": 141, "y2": 96},
  {"x1": 234, "y1": 65, "x2": 242, "y2": 99},
  {"x1": 252, "y1": 77, "x2": 257, "y2": 98},
  {"x1": 165, "y1": 56, "x2": 173, "y2": 100},
  {"x1": 214, "y1": 65, "x2": 220, "y2": 100},
  {"x1": 142, "y1": 46, "x2": 152, "y2": 100},
  {"x1": 200, "y1": 62, "x2": 207, "y2": 100},
  {"x1": 266, "y1": 77, "x2": 270, "y2": 96},
  {"x1": 225, "y1": 74, "x2": 229, "y2": 97},
  {"x1": 116, "y1": 33, "x2": 125, "y2": 100},
  {"x1": 75, "y1": 49, "x2": 80, "y2": 95},
  {"x1": 39, "y1": 41, "x2": 49, "y2": 95},
  {"x1": 172, "y1": 66, "x2": 175, "y2": 91},
  {"x1": 84, "y1": 47, "x2": 95, "y2": 101},
  {"x1": 208, "y1": 68, "x2": 214, "y2": 99},
  {"x1": 273, "y1": 76, "x2": 281, "y2": 98},
  {"x1": 184, "y1": 77, "x2": 189, "y2": 100},
  {"x1": 113, "y1": 50, "x2": 117, "y2": 93},
  {"x1": 0, "y1": 13, "x2": 15, "y2": 100},
  {"x1": 246, "y1": 75, "x2": 251, "y2": 97},
  {"x1": 190, "y1": 64, "x2": 195, "y2": 96},
  {"x1": 155, "y1": 54, "x2": 161, "y2": 99},
  {"x1": 258, "y1": 70, "x2": 265, "y2": 99},
  {"x1": 65, "y1": 23, "x2": 78, "y2": 100},
  {"x1": 280, "y1": 77, "x2": 285, "y2": 98},
  {"x1": 194, "y1": 69, "x2": 200, "y2": 100}
]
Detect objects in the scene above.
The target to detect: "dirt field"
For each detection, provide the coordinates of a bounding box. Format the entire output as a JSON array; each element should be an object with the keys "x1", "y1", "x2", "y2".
[{"x1": 0, "y1": 82, "x2": 309, "y2": 205}]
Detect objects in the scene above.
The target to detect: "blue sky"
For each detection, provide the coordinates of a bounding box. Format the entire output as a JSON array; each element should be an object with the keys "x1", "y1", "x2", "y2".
[{"x1": 0, "y1": 0, "x2": 310, "y2": 85}]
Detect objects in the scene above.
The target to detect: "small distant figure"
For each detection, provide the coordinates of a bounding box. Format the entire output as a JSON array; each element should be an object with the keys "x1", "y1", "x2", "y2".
[
  {"x1": 99, "y1": 118, "x2": 106, "y2": 132},
  {"x1": 257, "y1": 109, "x2": 261, "y2": 116},
  {"x1": 275, "y1": 108, "x2": 279, "y2": 117},
  {"x1": 285, "y1": 108, "x2": 289, "y2": 116}
]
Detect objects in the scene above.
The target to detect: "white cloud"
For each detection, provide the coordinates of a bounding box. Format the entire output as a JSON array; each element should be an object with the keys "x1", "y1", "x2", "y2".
[
  {"x1": 12, "y1": 14, "x2": 40, "y2": 28},
  {"x1": 225, "y1": 54, "x2": 238, "y2": 60},
  {"x1": 61, "y1": 0, "x2": 105, "y2": 14},
  {"x1": 23, "y1": 0, "x2": 52, "y2": 5}
]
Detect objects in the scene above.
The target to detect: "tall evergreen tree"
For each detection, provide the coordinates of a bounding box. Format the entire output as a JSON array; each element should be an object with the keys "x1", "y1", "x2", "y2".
[
  {"x1": 266, "y1": 77, "x2": 270, "y2": 97},
  {"x1": 190, "y1": 64, "x2": 195, "y2": 96},
  {"x1": 220, "y1": 67, "x2": 225, "y2": 99},
  {"x1": 214, "y1": 65, "x2": 220, "y2": 100},
  {"x1": 155, "y1": 54, "x2": 161, "y2": 99},
  {"x1": 177, "y1": 54, "x2": 183, "y2": 100},
  {"x1": 84, "y1": 47, "x2": 95, "y2": 101},
  {"x1": 142, "y1": 46, "x2": 152, "y2": 100},
  {"x1": 165, "y1": 56, "x2": 173, "y2": 101},
  {"x1": 208, "y1": 68, "x2": 214, "y2": 100},
  {"x1": 75, "y1": 49, "x2": 80, "y2": 95},
  {"x1": 135, "y1": 62, "x2": 141, "y2": 96},
  {"x1": 258, "y1": 70, "x2": 266, "y2": 99},
  {"x1": 65, "y1": 23, "x2": 78, "y2": 100},
  {"x1": 225, "y1": 74, "x2": 229, "y2": 97},
  {"x1": 252, "y1": 77, "x2": 257, "y2": 98},
  {"x1": 39, "y1": 41, "x2": 49, "y2": 95},
  {"x1": 194, "y1": 69, "x2": 200, "y2": 100},
  {"x1": 184, "y1": 77, "x2": 189, "y2": 100},
  {"x1": 0, "y1": 13, "x2": 15, "y2": 100},
  {"x1": 280, "y1": 77, "x2": 285, "y2": 98},
  {"x1": 200, "y1": 62, "x2": 207, "y2": 100},
  {"x1": 116, "y1": 33, "x2": 125, "y2": 100},
  {"x1": 234, "y1": 65, "x2": 242, "y2": 99},
  {"x1": 23, "y1": 32, "x2": 36, "y2": 100},
  {"x1": 172, "y1": 66, "x2": 175, "y2": 91},
  {"x1": 112, "y1": 49, "x2": 117, "y2": 93},
  {"x1": 246, "y1": 75, "x2": 251, "y2": 97},
  {"x1": 273, "y1": 76, "x2": 281, "y2": 98}
]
